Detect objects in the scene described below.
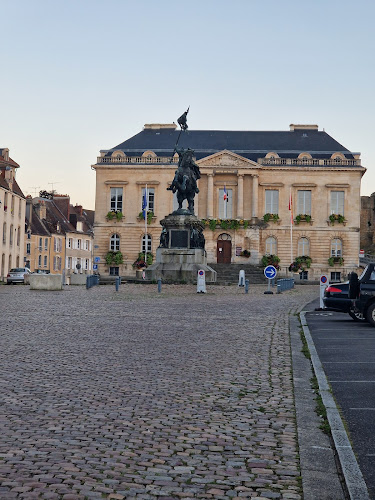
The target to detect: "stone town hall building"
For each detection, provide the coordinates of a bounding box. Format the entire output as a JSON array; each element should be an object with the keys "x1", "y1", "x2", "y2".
[{"x1": 92, "y1": 123, "x2": 365, "y2": 281}]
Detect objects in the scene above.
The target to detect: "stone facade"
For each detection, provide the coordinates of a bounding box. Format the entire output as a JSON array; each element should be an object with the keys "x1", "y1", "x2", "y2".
[
  {"x1": 360, "y1": 193, "x2": 375, "y2": 253},
  {"x1": 0, "y1": 148, "x2": 26, "y2": 281},
  {"x1": 92, "y1": 123, "x2": 365, "y2": 281}
]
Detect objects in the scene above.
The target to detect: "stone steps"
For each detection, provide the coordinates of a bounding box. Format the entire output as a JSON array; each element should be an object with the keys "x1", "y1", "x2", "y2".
[{"x1": 208, "y1": 263, "x2": 266, "y2": 284}]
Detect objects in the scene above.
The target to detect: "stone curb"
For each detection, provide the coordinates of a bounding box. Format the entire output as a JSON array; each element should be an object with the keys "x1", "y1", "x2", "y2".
[{"x1": 299, "y1": 311, "x2": 370, "y2": 500}]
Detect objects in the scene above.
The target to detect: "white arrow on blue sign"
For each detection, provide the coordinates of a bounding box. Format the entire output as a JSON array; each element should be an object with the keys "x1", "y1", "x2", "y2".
[{"x1": 264, "y1": 265, "x2": 277, "y2": 279}]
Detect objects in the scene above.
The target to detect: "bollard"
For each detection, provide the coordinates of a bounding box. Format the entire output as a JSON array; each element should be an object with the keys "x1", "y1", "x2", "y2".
[
  {"x1": 115, "y1": 276, "x2": 120, "y2": 291},
  {"x1": 157, "y1": 278, "x2": 162, "y2": 293},
  {"x1": 245, "y1": 279, "x2": 249, "y2": 294},
  {"x1": 86, "y1": 275, "x2": 90, "y2": 290},
  {"x1": 238, "y1": 270, "x2": 245, "y2": 287},
  {"x1": 277, "y1": 283, "x2": 281, "y2": 294}
]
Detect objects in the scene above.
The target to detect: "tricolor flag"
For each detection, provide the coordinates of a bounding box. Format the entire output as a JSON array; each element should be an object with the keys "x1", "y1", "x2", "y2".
[
  {"x1": 289, "y1": 190, "x2": 293, "y2": 225},
  {"x1": 223, "y1": 185, "x2": 228, "y2": 202},
  {"x1": 142, "y1": 186, "x2": 148, "y2": 219}
]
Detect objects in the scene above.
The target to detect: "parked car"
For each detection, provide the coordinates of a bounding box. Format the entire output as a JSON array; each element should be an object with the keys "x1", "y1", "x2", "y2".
[
  {"x1": 323, "y1": 267, "x2": 371, "y2": 322},
  {"x1": 6, "y1": 267, "x2": 31, "y2": 284},
  {"x1": 347, "y1": 264, "x2": 375, "y2": 326}
]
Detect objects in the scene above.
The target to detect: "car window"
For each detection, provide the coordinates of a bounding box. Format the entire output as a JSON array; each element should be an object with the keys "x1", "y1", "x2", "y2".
[
  {"x1": 370, "y1": 271, "x2": 375, "y2": 281},
  {"x1": 10, "y1": 268, "x2": 25, "y2": 272}
]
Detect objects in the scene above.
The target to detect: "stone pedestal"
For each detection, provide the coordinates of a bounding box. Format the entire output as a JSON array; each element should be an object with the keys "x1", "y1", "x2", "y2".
[{"x1": 145, "y1": 212, "x2": 217, "y2": 283}]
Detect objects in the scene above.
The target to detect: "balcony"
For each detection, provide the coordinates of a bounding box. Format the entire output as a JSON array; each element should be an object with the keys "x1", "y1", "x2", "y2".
[
  {"x1": 258, "y1": 158, "x2": 361, "y2": 167},
  {"x1": 97, "y1": 156, "x2": 179, "y2": 165}
]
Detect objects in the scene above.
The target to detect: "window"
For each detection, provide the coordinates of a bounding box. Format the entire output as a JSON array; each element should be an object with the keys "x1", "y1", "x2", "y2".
[
  {"x1": 27, "y1": 232, "x2": 31, "y2": 240},
  {"x1": 9, "y1": 225, "x2": 13, "y2": 246},
  {"x1": 110, "y1": 233, "x2": 120, "y2": 251},
  {"x1": 142, "y1": 187, "x2": 155, "y2": 212},
  {"x1": 330, "y1": 272, "x2": 341, "y2": 282},
  {"x1": 68, "y1": 238, "x2": 72, "y2": 248},
  {"x1": 77, "y1": 221, "x2": 83, "y2": 232},
  {"x1": 17, "y1": 227, "x2": 20, "y2": 246},
  {"x1": 109, "y1": 266, "x2": 119, "y2": 276},
  {"x1": 300, "y1": 271, "x2": 308, "y2": 280},
  {"x1": 110, "y1": 187, "x2": 123, "y2": 211},
  {"x1": 297, "y1": 190, "x2": 311, "y2": 215},
  {"x1": 26, "y1": 243, "x2": 31, "y2": 254},
  {"x1": 39, "y1": 237, "x2": 43, "y2": 250},
  {"x1": 38, "y1": 255, "x2": 42, "y2": 267},
  {"x1": 2, "y1": 223, "x2": 6, "y2": 244},
  {"x1": 85, "y1": 240, "x2": 90, "y2": 251},
  {"x1": 54, "y1": 237, "x2": 62, "y2": 252},
  {"x1": 298, "y1": 237, "x2": 310, "y2": 256},
  {"x1": 4, "y1": 193, "x2": 8, "y2": 211},
  {"x1": 265, "y1": 236, "x2": 277, "y2": 255},
  {"x1": 53, "y1": 256, "x2": 61, "y2": 271},
  {"x1": 44, "y1": 255, "x2": 48, "y2": 268},
  {"x1": 44, "y1": 238, "x2": 48, "y2": 250},
  {"x1": 77, "y1": 239, "x2": 81, "y2": 249},
  {"x1": 330, "y1": 191, "x2": 344, "y2": 215},
  {"x1": 142, "y1": 234, "x2": 152, "y2": 253},
  {"x1": 67, "y1": 257, "x2": 72, "y2": 269},
  {"x1": 85, "y1": 259, "x2": 89, "y2": 270},
  {"x1": 265, "y1": 190, "x2": 279, "y2": 214},
  {"x1": 11, "y1": 195, "x2": 14, "y2": 214},
  {"x1": 331, "y1": 238, "x2": 342, "y2": 257},
  {"x1": 219, "y1": 188, "x2": 232, "y2": 218}
]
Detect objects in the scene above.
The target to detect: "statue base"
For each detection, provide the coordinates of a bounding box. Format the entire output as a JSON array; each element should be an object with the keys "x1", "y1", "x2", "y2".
[{"x1": 145, "y1": 213, "x2": 217, "y2": 283}]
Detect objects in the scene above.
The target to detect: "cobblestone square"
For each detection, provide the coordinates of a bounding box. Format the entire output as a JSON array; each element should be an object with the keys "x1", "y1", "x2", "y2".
[{"x1": 0, "y1": 284, "x2": 318, "y2": 499}]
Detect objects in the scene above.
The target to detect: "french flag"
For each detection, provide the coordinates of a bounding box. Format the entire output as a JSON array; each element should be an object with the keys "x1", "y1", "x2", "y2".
[
  {"x1": 142, "y1": 186, "x2": 148, "y2": 219},
  {"x1": 223, "y1": 185, "x2": 228, "y2": 201}
]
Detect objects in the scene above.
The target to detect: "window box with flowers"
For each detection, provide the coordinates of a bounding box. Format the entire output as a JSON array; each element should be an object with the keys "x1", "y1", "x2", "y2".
[
  {"x1": 106, "y1": 210, "x2": 124, "y2": 222},
  {"x1": 263, "y1": 213, "x2": 280, "y2": 224},
  {"x1": 261, "y1": 254, "x2": 280, "y2": 269},
  {"x1": 289, "y1": 255, "x2": 312, "y2": 272},
  {"x1": 132, "y1": 251, "x2": 154, "y2": 270},
  {"x1": 295, "y1": 214, "x2": 313, "y2": 225},
  {"x1": 105, "y1": 251, "x2": 124, "y2": 265},
  {"x1": 138, "y1": 211, "x2": 155, "y2": 224},
  {"x1": 240, "y1": 249, "x2": 251, "y2": 258},
  {"x1": 201, "y1": 218, "x2": 252, "y2": 231},
  {"x1": 328, "y1": 256, "x2": 344, "y2": 266},
  {"x1": 328, "y1": 214, "x2": 346, "y2": 226}
]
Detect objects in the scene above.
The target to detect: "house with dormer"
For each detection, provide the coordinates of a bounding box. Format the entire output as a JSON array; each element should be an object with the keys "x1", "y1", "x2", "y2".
[
  {"x1": 92, "y1": 123, "x2": 365, "y2": 281},
  {"x1": 0, "y1": 148, "x2": 26, "y2": 281}
]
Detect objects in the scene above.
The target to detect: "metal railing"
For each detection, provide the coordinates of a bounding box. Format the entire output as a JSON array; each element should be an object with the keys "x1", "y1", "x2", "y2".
[
  {"x1": 277, "y1": 278, "x2": 295, "y2": 293},
  {"x1": 86, "y1": 275, "x2": 100, "y2": 289},
  {"x1": 259, "y1": 158, "x2": 361, "y2": 167},
  {"x1": 97, "y1": 156, "x2": 179, "y2": 164}
]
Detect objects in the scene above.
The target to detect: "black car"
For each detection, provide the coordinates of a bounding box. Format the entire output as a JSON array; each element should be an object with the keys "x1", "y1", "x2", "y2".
[{"x1": 323, "y1": 268, "x2": 369, "y2": 322}]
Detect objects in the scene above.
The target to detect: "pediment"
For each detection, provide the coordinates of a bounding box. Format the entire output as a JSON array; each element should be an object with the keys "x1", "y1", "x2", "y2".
[{"x1": 197, "y1": 150, "x2": 259, "y2": 169}]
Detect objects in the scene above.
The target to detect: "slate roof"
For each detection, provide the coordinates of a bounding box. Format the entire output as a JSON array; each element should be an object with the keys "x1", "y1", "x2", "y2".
[
  {"x1": 104, "y1": 127, "x2": 355, "y2": 161},
  {"x1": 26, "y1": 205, "x2": 50, "y2": 237}
]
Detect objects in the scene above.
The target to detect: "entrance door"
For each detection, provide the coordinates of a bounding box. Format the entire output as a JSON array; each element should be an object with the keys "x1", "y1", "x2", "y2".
[{"x1": 217, "y1": 240, "x2": 232, "y2": 263}]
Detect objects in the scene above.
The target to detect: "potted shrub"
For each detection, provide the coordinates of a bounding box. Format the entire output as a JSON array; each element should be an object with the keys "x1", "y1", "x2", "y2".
[
  {"x1": 261, "y1": 254, "x2": 280, "y2": 269},
  {"x1": 295, "y1": 214, "x2": 312, "y2": 225},
  {"x1": 263, "y1": 213, "x2": 280, "y2": 223},
  {"x1": 329, "y1": 214, "x2": 346, "y2": 224},
  {"x1": 105, "y1": 251, "x2": 123, "y2": 265},
  {"x1": 240, "y1": 249, "x2": 251, "y2": 258},
  {"x1": 138, "y1": 211, "x2": 154, "y2": 224},
  {"x1": 328, "y1": 256, "x2": 344, "y2": 266}
]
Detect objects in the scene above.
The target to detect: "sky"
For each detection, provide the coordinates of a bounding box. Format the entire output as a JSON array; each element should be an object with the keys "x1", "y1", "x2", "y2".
[{"x1": 2, "y1": 0, "x2": 375, "y2": 210}]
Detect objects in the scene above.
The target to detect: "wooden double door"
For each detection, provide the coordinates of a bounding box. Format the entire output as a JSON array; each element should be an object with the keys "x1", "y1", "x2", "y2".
[{"x1": 217, "y1": 240, "x2": 232, "y2": 264}]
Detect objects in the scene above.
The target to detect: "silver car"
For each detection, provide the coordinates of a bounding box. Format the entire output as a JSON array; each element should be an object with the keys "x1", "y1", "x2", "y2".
[{"x1": 6, "y1": 267, "x2": 31, "y2": 284}]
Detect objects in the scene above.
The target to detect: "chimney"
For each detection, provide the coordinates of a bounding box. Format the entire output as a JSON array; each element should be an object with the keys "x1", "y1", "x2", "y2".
[
  {"x1": 35, "y1": 200, "x2": 47, "y2": 220},
  {"x1": 75, "y1": 204, "x2": 83, "y2": 216},
  {"x1": 2, "y1": 148, "x2": 9, "y2": 161},
  {"x1": 289, "y1": 124, "x2": 319, "y2": 132},
  {"x1": 26, "y1": 197, "x2": 33, "y2": 224}
]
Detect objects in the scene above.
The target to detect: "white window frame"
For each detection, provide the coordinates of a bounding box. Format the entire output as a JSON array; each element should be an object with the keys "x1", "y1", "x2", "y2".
[
  {"x1": 331, "y1": 238, "x2": 342, "y2": 257},
  {"x1": 297, "y1": 190, "x2": 311, "y2": 215},
  {"x1": 265, "y1": 190, "x2": 279, "y2": 214},
  {"x1": 330, "y1": 191, "x2": 345, "y2": 215},
  {"x1": 218, "y1": 188, "x2": 232, "y2": 219},
  {"x1": 110, "y1": 187, "x2": 123, "y2": 212},
  {"x1": 110, "y1": 233, "x2": 120, "y2": 251},
  {"x1": 298, "y1": 237, "x2": 310, "y2": 256},
  {"x1": 142, "y1": 187, "x2": 155, "y2": 213},
  {"x1": 142, "y1": 234, "x2": 152, "y2": 253},
  {"x1": 265, "y1": 236, "x2": 277, "y2": 255}
]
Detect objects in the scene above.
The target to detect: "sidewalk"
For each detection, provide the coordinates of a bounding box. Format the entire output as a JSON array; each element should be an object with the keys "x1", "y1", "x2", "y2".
[{"x1": 0, "y1": 284, "x2": 344, "y2": 499}]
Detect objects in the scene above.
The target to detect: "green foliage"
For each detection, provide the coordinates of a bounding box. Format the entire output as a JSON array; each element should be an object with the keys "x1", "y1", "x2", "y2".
[
  {"x1": 243, "y1": 220, "x2": 249, "y2": 229},
  {"x1": 105, "y1": 251, "x2": 123, "y2": 265},
  {"x1": 289, "y1": 255, "x2": 312, "y2": 272},
  {"x1": 328, "y1": 256, "x2": 344, "y2": 266},
  {"x1": 230, "y1": 219, "x2": 240, "y2": 230},
  {"x1": 106, "y1": 210, "x2": 123, "y2": 221},
  {"x1": 139, "y1": 211, "x2": 154, "y2": 224},
  {"x1": 132, "y1": 252, "x2": 154, "y2": 269},
  {"x1": 240, "y1": 249, "x2": 251, "y2": 258},
  {"x1": 295, "y1": 213, "x2": 312, "y2": 224},
  {"x1": 209, "y1": 219, "x2": 217, "y2": 231},
  {"x1": 261, "y1": 254, "x2": 280, "y2": 269},
  {"x1": 220, "y1": 219, "x2": 229, "y2": 230},
  {"x1": 329, "y1": 213, "x2": 345, "y2": 224},
  {"x1": 263, "y1": 213, "x2": 279, "y2": 223}
]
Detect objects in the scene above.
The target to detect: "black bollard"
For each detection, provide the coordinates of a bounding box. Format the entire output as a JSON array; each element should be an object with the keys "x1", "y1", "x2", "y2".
[
  {"x1": 157, "y1": 278, "x2": 162, "y2": 293},
  {"x1": 245, "y1": 279, "x2": 249, "y2": 294}
]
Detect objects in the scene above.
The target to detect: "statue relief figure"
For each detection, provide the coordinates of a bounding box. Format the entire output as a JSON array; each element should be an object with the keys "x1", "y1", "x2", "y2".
[{"x1": 167, "y1": 147, "x2": 201, "y2": 214}]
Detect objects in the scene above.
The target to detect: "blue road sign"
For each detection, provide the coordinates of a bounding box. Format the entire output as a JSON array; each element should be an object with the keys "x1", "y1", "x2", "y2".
[
  {"x1": 94, "y1": 257, "x2": 100, "y2": 263},
  {"x1": 93, "y1": 264, "x2": 98, "y2": 270},
  {"x1": 264, "y1": 265, "x2": 277, "y2": 279}
]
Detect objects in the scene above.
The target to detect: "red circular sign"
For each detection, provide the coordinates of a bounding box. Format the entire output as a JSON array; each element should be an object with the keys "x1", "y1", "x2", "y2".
[{"x1": 320, "y1": 276, "x2": 327, "y2": 284}]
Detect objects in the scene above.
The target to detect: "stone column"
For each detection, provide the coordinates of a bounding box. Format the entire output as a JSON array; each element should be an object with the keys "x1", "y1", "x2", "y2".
[
  {"x1": 252, "y1": 175, "x2": 259, "y2": 218},
  {"x1": 237, "y1": 174, "x2": 244, "y2": 219},
  {"x1": 207, "y1": 173, "x2": 214, "y2": 218}
]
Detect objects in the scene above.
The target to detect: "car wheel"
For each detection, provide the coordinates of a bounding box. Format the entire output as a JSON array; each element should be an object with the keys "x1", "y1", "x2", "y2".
[
  {"x1": 349, "y1": 308, "x2": 366, "y2": 322},
  {"x1": 365, "y1": 303, "x2": 375, "y2": 327}
]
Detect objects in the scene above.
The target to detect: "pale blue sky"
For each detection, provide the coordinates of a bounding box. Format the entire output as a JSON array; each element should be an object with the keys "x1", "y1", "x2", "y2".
[{"x1": 2, "y1": 0, "x2": 375, "y2": 209}]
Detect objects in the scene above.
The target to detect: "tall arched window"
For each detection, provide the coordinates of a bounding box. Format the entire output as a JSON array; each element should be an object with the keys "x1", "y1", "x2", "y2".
[
  {"x1": 110, "y1": 233, "x2": 120, "y2": 251},
  {"x1": 142, "y1": 234, "x2": 152, "y2": 253},
  {"x1": 2, "y1": 223, "x2": 6, "y2": 244},
  {"x1": 265, "y1": 236, "x2": 277, "y2": 255},
  {"x1": 38, "y1": 254, "x2": 42, "y2": 267},
  {"x1": 331, "y1": 238, "x2": 342, "y2": 257},
  {"x1": 9, "y1": 224, "x2": 13, "y2": 246},
  {"x1": 298, "y1": 237, "x2": 310, "y2": 256}
]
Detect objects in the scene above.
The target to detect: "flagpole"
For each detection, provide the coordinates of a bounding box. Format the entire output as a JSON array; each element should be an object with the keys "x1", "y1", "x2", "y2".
[
  {"x1": 144, "y1": 184, "x2": 148, "y2": 267},
  {"x1": 290, "y1": 188, "x2": 293, "y2": 270}
]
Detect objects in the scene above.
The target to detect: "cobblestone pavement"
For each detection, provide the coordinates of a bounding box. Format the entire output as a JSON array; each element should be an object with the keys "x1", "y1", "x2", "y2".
[{"x1": 0, "y1": 284, "x2": 318, "y2": 499}]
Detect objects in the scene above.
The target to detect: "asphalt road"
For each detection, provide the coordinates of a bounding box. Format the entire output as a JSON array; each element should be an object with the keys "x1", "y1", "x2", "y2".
[{"x1": 305, "y1": 300, "x2": 375, "y2": 499}]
